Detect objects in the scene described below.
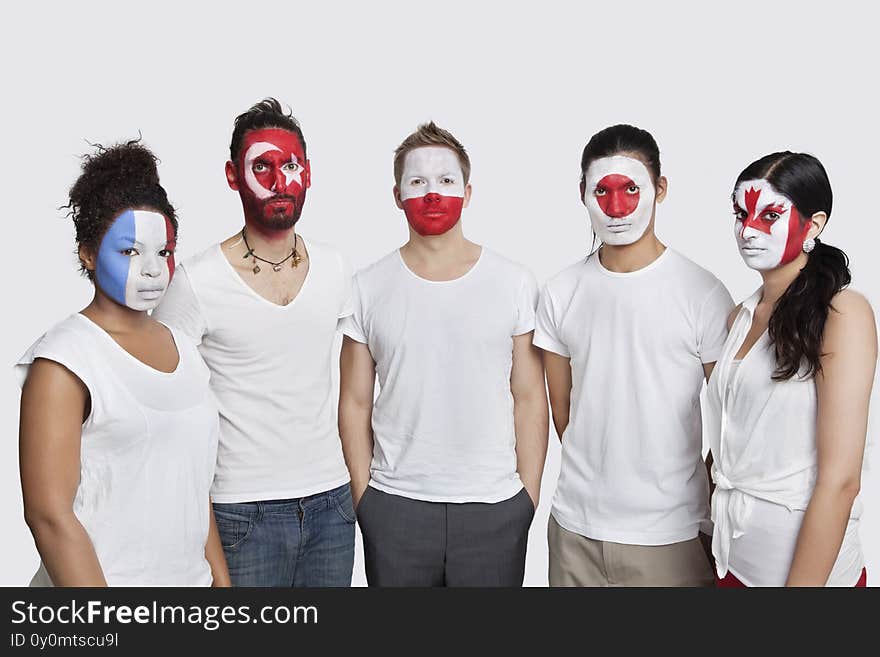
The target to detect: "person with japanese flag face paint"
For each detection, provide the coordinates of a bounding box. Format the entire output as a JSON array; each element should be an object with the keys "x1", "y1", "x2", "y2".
[
  {"x1": 338, "y1": 122, "x2": 548, "y2": 587},
  {"x1": 534, "y1": 124, "x2": 735, "y2": 587},
  {"x1": 153, "y1": 99, "x2": 357, "y2": 587},
  {"x1": 15, "y1": 141, "x2": 227, "y2": 586},
  {"x1": 706, "y1": 152, "x2": 876, "y2": 587}
]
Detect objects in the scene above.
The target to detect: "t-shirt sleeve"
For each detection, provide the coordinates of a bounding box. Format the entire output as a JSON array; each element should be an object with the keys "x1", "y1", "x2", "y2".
[
  {"x1": 151, "y1": 266, "x2": 208, "y2": 345},
  {"x1": 696, "y1": 280, "x2": 735, "y2": 364},
  {"x1": 512, "y1": 269, "x2": 539, "y2": 336},
  {"x1": 533, "y1": 283, "x2": 570, "y2": 357},
  {"x1": 336, "y1": 252, "x2": 355, "y2": 321},
  {"x1": 338, "y1": 275, "x2": 368, "y2": 344}
]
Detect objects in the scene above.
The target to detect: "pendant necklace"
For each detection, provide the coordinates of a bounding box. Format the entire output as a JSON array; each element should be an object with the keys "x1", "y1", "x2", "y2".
[{"x1": 241, "y1": 227, "x2": 302, "y2": 274}]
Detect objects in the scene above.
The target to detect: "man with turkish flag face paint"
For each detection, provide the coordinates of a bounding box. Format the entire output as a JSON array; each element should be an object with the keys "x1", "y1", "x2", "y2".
[
  {"x1": 154, "y1": 99, "x2": 358, "y2": 587},
  {"x1": 339, "y1": 122, "x2": 549, "y2": 586},
  {"x1": 534, "y1": 125, "x2": 735, "y2": 587}
]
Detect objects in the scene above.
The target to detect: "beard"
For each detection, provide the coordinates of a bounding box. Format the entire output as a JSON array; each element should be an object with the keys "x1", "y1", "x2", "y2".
[{"x1": 245, "y1": 193, "x2": 304, "y2": 231}]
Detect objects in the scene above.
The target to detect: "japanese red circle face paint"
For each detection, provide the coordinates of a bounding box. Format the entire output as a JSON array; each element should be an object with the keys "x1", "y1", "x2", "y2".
[
  {"x1": 398, "y1": 146, "x2": 465, "y2": 236},
  {"x1": 95, "y1": 209, "x2": 176, "y2": 311},
  {"x1": 732, "y1": 179, "x2": 810, "y2": 271},
  {"x1": 237, "y1": 128, "x2": 309, "y2": 231},
  {"x1": 582, "y1": 156, "x2": 655, "y2": 245}
]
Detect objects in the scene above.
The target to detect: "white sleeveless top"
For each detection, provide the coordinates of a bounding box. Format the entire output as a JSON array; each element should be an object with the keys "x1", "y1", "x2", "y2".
[
  {"x1": 706, "y1": 288, "x2": 864, "y2": 586},
  {"x1": 15, "y1": 314, "x2": 220, "y2": 586}
]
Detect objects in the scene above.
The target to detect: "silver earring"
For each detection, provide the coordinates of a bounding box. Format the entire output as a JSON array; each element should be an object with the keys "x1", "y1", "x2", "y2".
[{"x1": 802, "y1": 238, "x2": 816, "y2": 253}]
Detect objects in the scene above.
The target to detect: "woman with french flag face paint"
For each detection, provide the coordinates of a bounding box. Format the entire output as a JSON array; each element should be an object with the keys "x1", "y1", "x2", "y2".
[
  {"x1": 16, "y1": 141, "x2": 229, "y2": 588},
  {"x1": 94, "y1": 208, "x2": 177, "y2": 311},
  {"x1": 395, "y1": 145, "x2": 470, "y2": 236}
]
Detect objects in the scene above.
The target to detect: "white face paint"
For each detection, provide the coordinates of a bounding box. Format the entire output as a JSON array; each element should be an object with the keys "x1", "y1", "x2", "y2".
[
  {"x1": 582, "y1": 155, "x2": 656, "y2": 245},
  {"x1": 398, "y1": 146, "x2": 465, "y2": 200},
  {"x1": 732, "y1": 178, "x2": 800, "y2": 271},
  {"x1": 242, "y1": 141, "x2": 304, "y2": 200}
]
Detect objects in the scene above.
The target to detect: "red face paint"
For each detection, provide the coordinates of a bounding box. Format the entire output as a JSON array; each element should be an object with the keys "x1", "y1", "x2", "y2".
[
  {"x1": 236, "y1": 128, "x2": 310, "y2": 234},
  {"x1": 780, "y1": 204, "x2": 809, "y2": 265},
  {"x1": 595, "y1": 174, "x2": 640, "y2": 218},
  {"x1": 164, "y1": 215, "x2": 176, "y2": 281},
  {"x1": 402, "y1": 193, "x2": 464, "y2": 236}
]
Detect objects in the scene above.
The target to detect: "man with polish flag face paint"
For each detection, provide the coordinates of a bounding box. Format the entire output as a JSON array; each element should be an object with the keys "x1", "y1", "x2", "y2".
[
  {"x1": 339, "y1": 122, "x2": 549, "y2": 587},
  {"x1": 154, "y1": 99, "x2": 357, "y2": 587},
  {"x1": 733, "y1": 178, "x2": 811, "y2": 271},
  {"x1": 534, "y1": 124, "x2": 734, "y2": 587}
]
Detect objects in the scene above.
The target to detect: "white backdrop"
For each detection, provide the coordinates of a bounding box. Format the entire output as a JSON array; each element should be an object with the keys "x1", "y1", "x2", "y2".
[{"x1": 3, "y1": 0, "x2": 878, "y2": 586}]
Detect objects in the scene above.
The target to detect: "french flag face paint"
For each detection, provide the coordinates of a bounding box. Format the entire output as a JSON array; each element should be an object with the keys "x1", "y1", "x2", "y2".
[
  {"x1": 582, "y1": 155, "x2": 656, "y2": 246},
  {"x1": 95, "y1": 209, "x2": 176, "y2": 311},
  {"x1": 238, "y1": 128, "x2": 309, "y2": 231},
  {"x1": 398, "y1": 146, "x2": 466, "y2": 236},
  {"x1": 732, "y1": 179, "x2": 809, "y2": 271}
]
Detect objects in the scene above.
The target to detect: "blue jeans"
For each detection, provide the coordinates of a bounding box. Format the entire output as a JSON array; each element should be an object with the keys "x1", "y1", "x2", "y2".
[{"x1": 212, "y1": 483, "x2": 355, "y2": 587}]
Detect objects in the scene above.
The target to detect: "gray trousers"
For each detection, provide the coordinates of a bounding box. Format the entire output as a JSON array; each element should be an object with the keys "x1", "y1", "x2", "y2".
[{"x1": 357, "y1": 486, "x2": 535, "y2": 587}]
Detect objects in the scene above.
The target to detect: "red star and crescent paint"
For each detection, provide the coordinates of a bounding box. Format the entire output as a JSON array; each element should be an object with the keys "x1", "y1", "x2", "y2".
[
  {"x1": 95, "y1": 209, "x2": 176, "y2": 311},
  {"x1": 398, "y1": 146, "x2": 466, "y2": 236},
  {"x1": 237, "y1": 128, "x2": 310, "y2": 231},
  {"x1": 582, "y1": 156, "x2": 656, "y2": 245},
  {"x1": 732, "y1": 179, "x2": 810, "y2": 270}
]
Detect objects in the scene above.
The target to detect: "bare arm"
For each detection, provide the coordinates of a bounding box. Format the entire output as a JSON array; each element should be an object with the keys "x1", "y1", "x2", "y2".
[
  {"x1": 786, "y1": 291, "x2": 877, "y2": 586},
  {"x1": 543, "y1": 350, "x2": 572, "y2": 441},
  {"x1": 338, "y1": 336, "x2": 376, "y2": 509},
  {"x1": 19, "y1": 358, "x2": 106, "y2": 586},
  {"x1": 205, "y1": 499, "x2": 230, "y2": 587},
  {"x1": 511, "y1": 333, "x2": 550, "y2": 507}
]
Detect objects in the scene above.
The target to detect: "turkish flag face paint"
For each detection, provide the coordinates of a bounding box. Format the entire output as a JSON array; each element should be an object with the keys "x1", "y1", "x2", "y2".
[
  {"x1": 732, "y1": 179, "x2": 809, "y2": 271},
  {"x1": 237, "y1": 128, "x2": 309, "y2": 232},
  {"x1": 398, "y1": 146, "x2": 466, "y2": 236},
  {"x1": 582, "y1": 156, "x2": 655, "y2": 245},
  {"x1": 95, "y1": 209, "x2": 177, "y2": 311}
]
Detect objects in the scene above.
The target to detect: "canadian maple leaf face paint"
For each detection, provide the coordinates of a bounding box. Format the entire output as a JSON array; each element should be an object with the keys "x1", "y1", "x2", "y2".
[
  {"x1": 237, "y1": 128, "x2": 309, "y2": 231},
  {"x1": 95, "y1": 209, "x2": 176, "y2": 311},
  {"x1": 732, "y1": 179, "x2": 809, "y2": 271},
  {"x1": 583, "y1": 156, "x2": 656, "y2": 245},
  {"x1": 399, "y1": 146, "x2": 466, "y2": 236}
]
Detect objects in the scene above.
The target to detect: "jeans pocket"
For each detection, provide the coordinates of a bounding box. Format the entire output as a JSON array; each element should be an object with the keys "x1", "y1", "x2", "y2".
[
  {"x1": 212, "y1": 504, "x2": 255, "y2": 550},
  {"x1": 332, "y1": 486, "x2": 356, "y2": 524}
]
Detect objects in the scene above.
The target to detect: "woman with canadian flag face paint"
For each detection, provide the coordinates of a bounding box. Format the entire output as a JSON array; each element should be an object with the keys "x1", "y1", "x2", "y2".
[
  {"x1": 339, "y1": 122, "x2": 548, "y2": 587},
  {"x1": 707, "y1": 152, "x2": 877, "y2": 587},
  {"x1": 15, "y1": 141, "x2": 227, "y2": 587},
  {"x1": 535, "y1": 124, "x2": 734, "y2": 587}
]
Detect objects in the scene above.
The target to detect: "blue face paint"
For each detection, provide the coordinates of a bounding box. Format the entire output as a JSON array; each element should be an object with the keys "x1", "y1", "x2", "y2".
[{"x1": 95, "y1": 209, "x2": 137, "y2": 306}]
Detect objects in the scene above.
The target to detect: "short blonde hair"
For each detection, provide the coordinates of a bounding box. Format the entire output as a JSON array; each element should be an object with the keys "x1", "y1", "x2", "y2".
[{"x1": 393, "y1": 121, "x2": 471, "y2": 187}]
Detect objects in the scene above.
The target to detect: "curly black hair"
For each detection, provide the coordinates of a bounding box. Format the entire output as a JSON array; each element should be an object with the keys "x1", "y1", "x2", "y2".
[{"x1": 64, "y1": 138, "x2": 178, "y2": 280}]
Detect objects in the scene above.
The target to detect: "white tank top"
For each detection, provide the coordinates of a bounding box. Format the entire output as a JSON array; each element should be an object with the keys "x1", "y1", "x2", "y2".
[
  {"x1": 15, "y1": 313, "x2": 220, "y2": 586},
  {"x1": 706, "y1": 288, "x2": 863, "y2": 586}
]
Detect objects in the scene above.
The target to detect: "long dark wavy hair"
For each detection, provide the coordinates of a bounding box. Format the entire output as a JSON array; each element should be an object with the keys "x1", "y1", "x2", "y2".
[{"x1": 735, "y1": 152, "x2": 851, "y2": 380}]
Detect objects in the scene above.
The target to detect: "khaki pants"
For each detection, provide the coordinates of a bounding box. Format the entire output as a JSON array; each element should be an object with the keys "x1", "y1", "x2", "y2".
[{"x1": 548, "y1": 515, "x2": 714, "y2": 587}]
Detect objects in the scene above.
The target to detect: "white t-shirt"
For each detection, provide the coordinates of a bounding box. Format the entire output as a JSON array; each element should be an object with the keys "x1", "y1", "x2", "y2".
[
  {"x1": 152, "y1": 237, "x2": 353, "y2": 503},
  {"x1": 340, "y1": 247, "x2": 538, "y2": 503},
  {"x1": 15, "y1": 314, "x2": 219, "y2": 586},
  {"x1": 534, "y1": 248, "x2": 734, "y2": 545},
  {"x1": 707, "y1": 288, "x2": 864, "y2": 586}
]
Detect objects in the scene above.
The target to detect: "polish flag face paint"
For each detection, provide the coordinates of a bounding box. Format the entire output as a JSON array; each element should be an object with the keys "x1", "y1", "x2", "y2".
[
  {"x1": 732, "y1": 178, "x2": 809, "y2": 271},
  {"x1": 582, "y1": 156, "x2": 655, "y2": 245},
  {"x1": 237, "y1": 128, "x2": 309, "y2": 230},
  {"x1": 398, "y1": 146, "x2": 465, "y2": 236},
  {"x1": 95, "y1": 209, "x2": 176, "y2": 311}
]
